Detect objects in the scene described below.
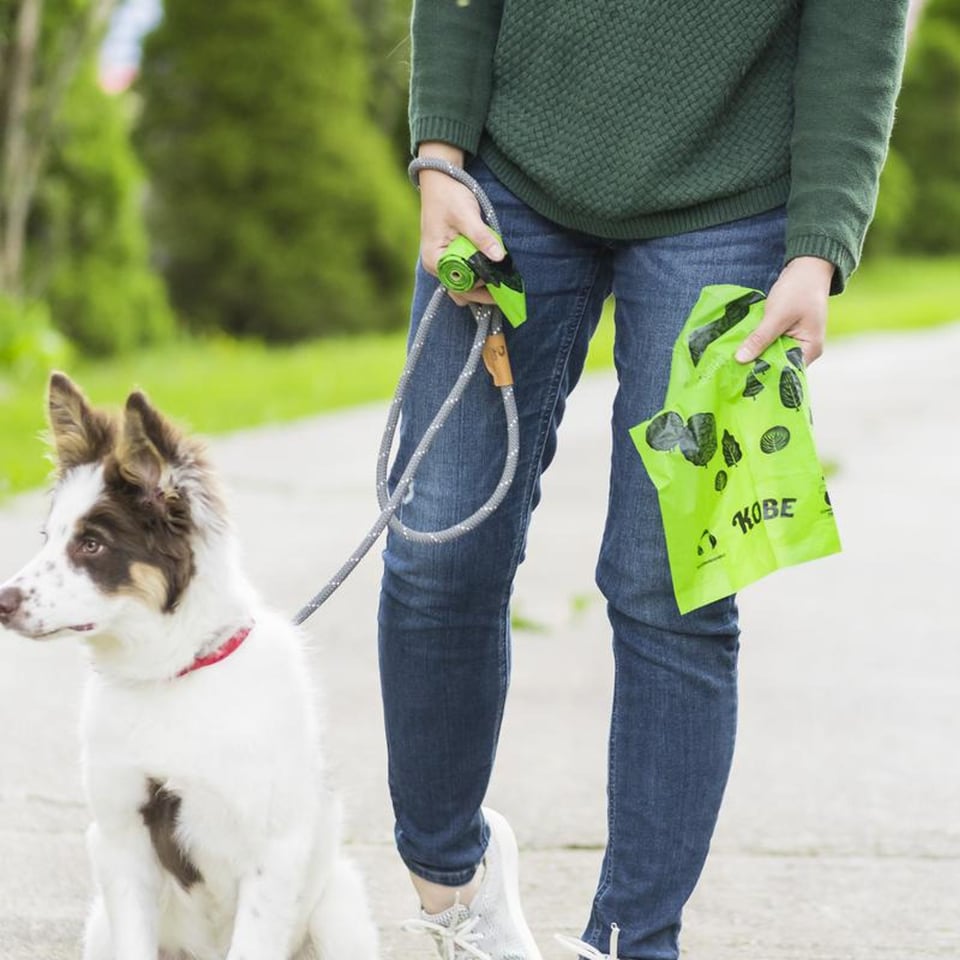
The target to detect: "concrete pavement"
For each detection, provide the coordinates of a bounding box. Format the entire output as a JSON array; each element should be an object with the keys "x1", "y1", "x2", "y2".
[{"x1": 1, "y1": 322, "x2": 958, "y2": 958}]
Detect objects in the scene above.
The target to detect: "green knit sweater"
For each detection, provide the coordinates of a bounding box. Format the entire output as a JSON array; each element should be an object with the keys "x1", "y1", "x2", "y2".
[{"x1": 409, "y1": 0, "x2": 908, "y2": 291}]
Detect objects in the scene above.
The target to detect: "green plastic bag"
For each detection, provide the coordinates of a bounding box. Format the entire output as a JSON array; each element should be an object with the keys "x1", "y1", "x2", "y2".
[{"x1": 631, "y1": 284, "x2": 841, "y2": 614}]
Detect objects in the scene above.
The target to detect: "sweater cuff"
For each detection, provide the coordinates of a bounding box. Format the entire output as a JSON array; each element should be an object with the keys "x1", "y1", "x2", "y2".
[
  {"x1": 784, "y1": 233, "x2": 857, "y2": 295},
  {"x1": 411, "y1": 116, "x2": 486, "y2": 158}
]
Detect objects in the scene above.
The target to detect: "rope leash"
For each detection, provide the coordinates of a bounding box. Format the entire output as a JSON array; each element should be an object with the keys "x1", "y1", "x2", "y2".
[{"x1": 292, "y1": 160, "x2": 520, "y2": 625}]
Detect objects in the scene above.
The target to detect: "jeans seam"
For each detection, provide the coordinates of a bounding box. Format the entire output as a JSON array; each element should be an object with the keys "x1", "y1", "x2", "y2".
[
  {"x1": 585, "y1": 633, "x2": 618, "y2": 946},
  {"x1": 488, "y1": 258, "x2": 611, "y2": 837},
  {"x1": 505, "y1": 258, "x2": 608, "y2": 579}
]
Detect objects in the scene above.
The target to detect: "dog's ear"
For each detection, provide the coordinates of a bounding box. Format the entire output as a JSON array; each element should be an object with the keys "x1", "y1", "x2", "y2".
[
  {"x1": 115, "y1": 393, "x2": 203, "y2": 535},
  {"x1": 117, "y1": 391, "x2": 184, "y2": 496},
  {"x1": 47, "y1": 372, "x2": 115, "y2": 474},
  {"x1": 116, "y1": 390, "x2": 220, "y2": 533}
]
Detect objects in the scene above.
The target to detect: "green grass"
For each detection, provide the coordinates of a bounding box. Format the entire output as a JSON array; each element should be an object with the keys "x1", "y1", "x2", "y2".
[
  {"x1": 2, "y1": 255, "x2": 958, "y2": 500},
  {"x1": 0, "y1": 332, "x2": 408, "y2": 499}
]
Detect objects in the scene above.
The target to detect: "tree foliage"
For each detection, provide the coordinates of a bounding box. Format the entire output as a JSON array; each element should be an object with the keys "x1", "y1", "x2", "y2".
[
  {"x1": 29, "y1": 60, "x2": 175, "y2": 354},
  {"x1": 879, "y1": 0, "x2": 960, "y2": 251},
  {"x1": 865, "y1": 146, "x2": 916, "y2": 254},
  {"x1": 1, "y1": 0, "x2": 113, "y2": 294},
  {"x1": 135, "y1": 0, "x2": 418, "y2": 341},
  {"x1": 350, "y1": 0, "x2": 412, "y2": 162},
  {"x1": 1, "y1": 0, "x2": 173, "y2": 357}
]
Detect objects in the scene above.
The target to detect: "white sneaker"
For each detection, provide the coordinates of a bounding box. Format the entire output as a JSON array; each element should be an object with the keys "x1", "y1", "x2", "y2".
[
  {"x1": 402, "y1": 807, "x2": 543, "y2": 960},
  {"x1": 555, "y1": 923, "x2": 621, "y2": 960}
]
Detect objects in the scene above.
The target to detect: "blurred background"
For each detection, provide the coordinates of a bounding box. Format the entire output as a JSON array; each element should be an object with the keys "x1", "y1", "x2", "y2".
[
  {"x1": 0, "y1": 6, "x2": 958, "y2": 957},
  {"x1": 0, "y1": 0, "x2": 957, "y2": 496}
]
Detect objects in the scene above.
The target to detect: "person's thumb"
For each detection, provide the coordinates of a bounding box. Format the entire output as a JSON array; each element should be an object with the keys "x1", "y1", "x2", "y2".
[
  {"x1": 459, "y1": 217, "x2": 505, "y2": 262},
  {"x1": 735, "y1": 315, "x2": 783, "y2": 363}
]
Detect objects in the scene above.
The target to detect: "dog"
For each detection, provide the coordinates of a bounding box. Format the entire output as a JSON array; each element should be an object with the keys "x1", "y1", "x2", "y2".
[{"x1": 0, "y1": 373, "x2": 380, "y2": 960}]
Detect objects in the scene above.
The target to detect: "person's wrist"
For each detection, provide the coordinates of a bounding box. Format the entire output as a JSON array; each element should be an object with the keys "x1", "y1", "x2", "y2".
[
  {"x1": 417, "y1": 141, "x2": 465, "y2": 168},
  {"x1": 786, "y1": 255, "x2": 835, "y2": 293}
]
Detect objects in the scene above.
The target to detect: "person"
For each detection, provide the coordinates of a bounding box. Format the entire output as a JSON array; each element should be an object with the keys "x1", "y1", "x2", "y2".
[{"x1": 378, "y1": 2, "x2": 908, "y2": 958}]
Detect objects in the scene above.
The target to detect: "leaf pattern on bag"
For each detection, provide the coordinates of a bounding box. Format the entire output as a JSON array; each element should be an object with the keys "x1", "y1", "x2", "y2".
[
  {"x1": 743, "y1": 372, "x2": 765, "y2": 399},
  {"x1": 687, "y1": 290, "x2": 765, "y2": 366},
  {"x1": 645, "y1": 411, "x2": 686, "y2": 451},
  {"x1": 721, "y1": 429, "x2": 743, "y2": 468},
  {"x1": 760, "y1": 425, "x2": 791, "y2": 454},
  {"x1": 680, "y1": 412, "x2": 718, "y2": 467},
  {"x1": 779, "y1": 367, "x2": 804, "y2": 411}
]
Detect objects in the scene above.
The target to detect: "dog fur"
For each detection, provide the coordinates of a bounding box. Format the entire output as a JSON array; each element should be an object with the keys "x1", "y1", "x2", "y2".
[{"x1": 0, "y1": 373, "x2": 379, "y2": 960}]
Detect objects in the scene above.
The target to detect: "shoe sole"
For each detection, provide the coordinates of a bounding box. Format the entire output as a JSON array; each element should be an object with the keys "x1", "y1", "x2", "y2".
[{"x1": 482, "y1": 806, "x2": 545, "y2": 960}]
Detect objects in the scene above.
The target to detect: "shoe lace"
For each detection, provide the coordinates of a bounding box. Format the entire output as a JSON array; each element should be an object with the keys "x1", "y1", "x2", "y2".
[
  {"x1": 554, "y1": 922, "x2": 621, "y2": 960},
  {"x1": 403, "y1": 911, "x2": 492, "y2": 960}
]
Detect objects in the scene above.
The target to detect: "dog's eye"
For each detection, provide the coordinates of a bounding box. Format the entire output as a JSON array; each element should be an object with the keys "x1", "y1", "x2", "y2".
[
  {"x1": 40, "y1": 529, "x2": 48, "y2": 544},
  {"x1": 79, "y1": 537, "x2": 103, "y2": 556}
]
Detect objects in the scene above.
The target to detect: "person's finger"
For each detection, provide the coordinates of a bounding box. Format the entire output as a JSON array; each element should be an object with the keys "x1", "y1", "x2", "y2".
[
  {"x1": 735, "y1": 314, "x2": 789, "y2": 363},
  {"x1": 449, "y1": 287, "x2": 495, "y2": 307},
  {"x1": 426, "y1": 207, "x2": 503, "y2": 272},
  {"x1": 736, "y1": 311, "x2": 826, "y2": 366},
  {"x1": 457, "y1": 218, "x2": 504, "y2": 263}
]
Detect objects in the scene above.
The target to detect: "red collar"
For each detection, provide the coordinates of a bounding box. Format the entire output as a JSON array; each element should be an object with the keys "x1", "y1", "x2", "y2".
[{"x1": 176, "y1": 623, "x2": 253, "y2": 679}]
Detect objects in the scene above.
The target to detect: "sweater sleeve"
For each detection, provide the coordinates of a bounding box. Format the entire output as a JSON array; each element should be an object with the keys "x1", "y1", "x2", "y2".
[
  {"x1": 786, "y1": 0, "x2": 908, "y2": 293},
  {"x1": 409, "y1": 0, "x2": 505, "y2": 156}
]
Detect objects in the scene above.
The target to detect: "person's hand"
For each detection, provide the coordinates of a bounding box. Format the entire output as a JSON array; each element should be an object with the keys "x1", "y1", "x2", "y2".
[
  {"x1": 417, "y1": 142, "x2": 504, "y2": 307},
  {"x1": 735, "y1": 256, "x2": 835, "y2": 366}
]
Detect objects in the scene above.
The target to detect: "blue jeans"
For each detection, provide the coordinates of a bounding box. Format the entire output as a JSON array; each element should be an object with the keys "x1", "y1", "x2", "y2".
[{"x1": 378, "y1": 160, "x2": 786, "y2": 959}]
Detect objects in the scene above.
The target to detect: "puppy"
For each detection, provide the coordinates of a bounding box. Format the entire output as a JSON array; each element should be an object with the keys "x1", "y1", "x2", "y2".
[{"x1": 0, "y1": 373, "x2": 379, "y2": 960}]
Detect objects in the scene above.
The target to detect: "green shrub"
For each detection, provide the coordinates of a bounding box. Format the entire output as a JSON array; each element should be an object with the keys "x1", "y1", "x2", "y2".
[
  {"x1": 27, "y1": 61, "x2": 176, "y2": 355},
  {"x1": 135, "y1": 0, "x2": 418, "y2": 342},
  {"x1": 0, "y1": 294, "x2": 72, "y2": 380},
  {"x1": 888, "y1": 0, "x2": 960, "y2": 252},
  {"x1": 866, "y1": 147, "x2": 916, "y2": 254},
  {"x1": 350, "y1": 0, "x2": 413, "y2": 164}
]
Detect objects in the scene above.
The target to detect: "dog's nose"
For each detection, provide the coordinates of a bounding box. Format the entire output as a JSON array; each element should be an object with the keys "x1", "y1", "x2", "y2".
[{"x1": 0, "y1": 586, "x2": 24, "y2": 624}]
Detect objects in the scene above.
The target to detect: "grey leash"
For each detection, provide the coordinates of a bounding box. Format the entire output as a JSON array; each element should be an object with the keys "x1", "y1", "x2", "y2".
[{"x1": 293, "y1": 159, "x2": 521, "y2": 625}]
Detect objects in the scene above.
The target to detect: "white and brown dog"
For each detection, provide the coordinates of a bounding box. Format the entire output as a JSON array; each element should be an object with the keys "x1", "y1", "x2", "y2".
[{"x1": 0, "y1": 373, "x2": 379, "y2": 960}]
